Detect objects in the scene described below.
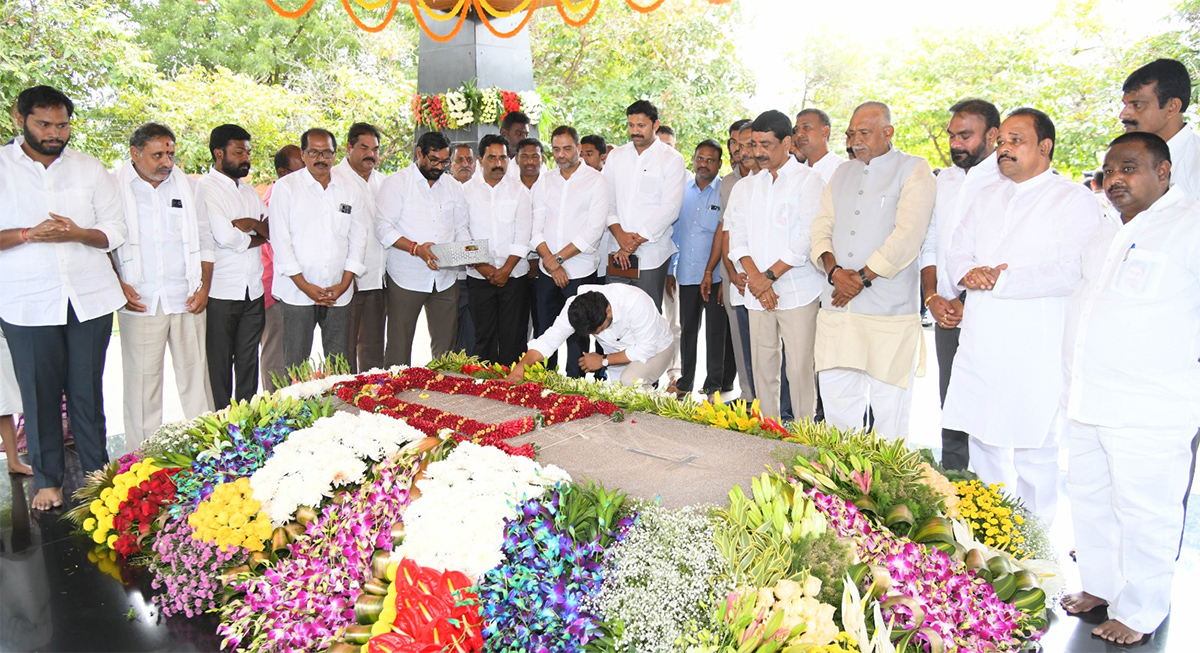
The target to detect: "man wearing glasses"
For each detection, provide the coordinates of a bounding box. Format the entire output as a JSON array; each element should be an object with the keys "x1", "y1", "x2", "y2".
[
  {"x1": 267, "y1": 128, "x2": 368, "y2": 369},
  {"x1": 375, "y1": 131, "x2": 470, "y2": 365}
]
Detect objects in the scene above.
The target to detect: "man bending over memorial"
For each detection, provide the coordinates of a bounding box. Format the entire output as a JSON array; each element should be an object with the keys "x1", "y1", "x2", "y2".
[{"x1": 505, "y1": 285, "x2": 676, "y2": 391}]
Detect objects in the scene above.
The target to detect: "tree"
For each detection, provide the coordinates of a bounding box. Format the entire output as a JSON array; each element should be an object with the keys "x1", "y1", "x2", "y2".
[
  {"x1": 0, "y1": 0, "x2": 155, "y2": 149},
  {"x1": 529, "y1": 0, "x2": 753, "y2": 163}
]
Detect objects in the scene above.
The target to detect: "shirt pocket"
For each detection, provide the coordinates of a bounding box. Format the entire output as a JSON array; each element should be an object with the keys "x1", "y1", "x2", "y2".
[
  {"x1": 1111, "y1": 248, "x2": 1169, "y2": 297},
  {"x1": 637, "y1": 171, "x2": 663, "y2": 205},
  {"x1": 495, "y1": 200, "x2": 518, "y2": 224}
]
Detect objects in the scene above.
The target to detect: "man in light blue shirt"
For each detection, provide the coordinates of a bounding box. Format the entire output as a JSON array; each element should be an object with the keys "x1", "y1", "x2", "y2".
[{"x1": 666, "y1": 140, "x2": 736, "y2": 395}]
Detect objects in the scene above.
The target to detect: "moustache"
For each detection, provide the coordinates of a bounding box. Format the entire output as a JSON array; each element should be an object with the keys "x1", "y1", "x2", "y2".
[
  {"x1": 1122, "y1": 119, "x2": 1137, "y2": 128},
  {"x1": 997, "y1": 154, "x2": 1016, "y2": 163},
  {"x1": 491, "y1": 166, "x2": 504, "y2": 173},
  {"x1": 950, "y1": 148, "x2": 968, "y2": 158},
  {"x1": 1107, "y1": 184, "x2": 1129, "y2": 195},
  {"x1": 156, "y1": 167, "x2": 172, "y2": 176},
  {"x1": 363, "y1": 157, "x2": 377, "y2": 164}
]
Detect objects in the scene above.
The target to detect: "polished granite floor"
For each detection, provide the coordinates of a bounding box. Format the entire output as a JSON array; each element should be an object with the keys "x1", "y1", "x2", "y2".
[{"x1": 1, "y1": 435, "x2": 1197, "y2": 652}]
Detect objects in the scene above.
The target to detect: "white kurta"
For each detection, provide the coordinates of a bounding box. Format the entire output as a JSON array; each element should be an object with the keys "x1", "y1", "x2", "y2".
[
  {"x1": 1167, "y1": 122, "x2": 1200, "y2": 201},
  {"x1": 942, "y1": 170, "x2": 1103, "y2": 448}
]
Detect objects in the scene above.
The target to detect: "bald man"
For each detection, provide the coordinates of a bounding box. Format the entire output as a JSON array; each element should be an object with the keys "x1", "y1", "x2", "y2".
[{"x1": 810, "y1": 101, "x2": 936, "y2": 440}]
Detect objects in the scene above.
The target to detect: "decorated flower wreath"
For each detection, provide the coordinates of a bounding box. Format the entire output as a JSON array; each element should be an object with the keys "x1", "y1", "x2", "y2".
[{"x1": 412, "y1": 81, "x2": 543, "y2": 131}]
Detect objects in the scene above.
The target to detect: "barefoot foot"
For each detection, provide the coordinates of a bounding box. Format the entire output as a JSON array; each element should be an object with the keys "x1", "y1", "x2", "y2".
[
  {"x1": 8, "y1": 459, "x2": 33, "y2": 476},
  {"x1": 1092, "y1": 619, "x2": 1148, "y2": 646},
  {"x1": 1062, "y1": 591, "x2": 1107, "y2": 615},
  {"x1": 31, "y1": 487, "x2": 63, "y2": 511}
]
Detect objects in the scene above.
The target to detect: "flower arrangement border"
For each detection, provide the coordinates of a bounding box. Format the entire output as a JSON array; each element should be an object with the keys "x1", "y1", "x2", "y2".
[{"x1": 334, "y1": 367, "x2": 620, "y2": 458}]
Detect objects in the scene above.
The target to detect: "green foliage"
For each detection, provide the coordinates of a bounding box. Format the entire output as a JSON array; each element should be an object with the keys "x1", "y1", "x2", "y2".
[
  {"x1": 269, "y1": 353, "x2": 352, "y2": 392},
  {"x1": 555, "y1": 479, "x2": 631, "y2": 549},
  {"x1": 530, "y1": 0, "x2": 753, "y2": 165}
]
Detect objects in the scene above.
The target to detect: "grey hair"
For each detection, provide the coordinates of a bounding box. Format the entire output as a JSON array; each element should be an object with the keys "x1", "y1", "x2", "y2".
[{"x1": 853, "y1": 101, "x2": 892, "y2": 126}]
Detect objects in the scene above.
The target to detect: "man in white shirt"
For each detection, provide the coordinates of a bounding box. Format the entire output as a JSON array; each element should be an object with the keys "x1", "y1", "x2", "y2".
[
  {"x1": 269, "y1": 128, "x2": 368, "y2": 370},
  {"x1": 112, "y1": 122, "x2": 215, "y2": 448},
  {"x1": 0, "y1": 86, "x2": 127, "y2": 510},
  {"x1": 604, "y1": 100, "x2": 687, "y2": 310},
  {"x1": 463, "y1": 134, "x2": 533, "y2": 366},
  {"x1": 580, "y1": 135, "x2": 608, "y2": 172},
  {"x1": 515, "y1": 138, "x2": 545, "y2": 192},
  {"x1": 720, "y1": 119, "x2": 758, "y2": 403},
  {"x1": 332, "y1": 123, "x2": 388, "y2": 373},
  {"x1": 376, "y1": 131, "x2": 470, "y2": 366},
  {"x1": 1120, "y1": 58, "x2": 1199, "y2": 200},
  {"x1": 1060, "y1": 133, "x2": 1200, "y2": 646},
  {"x1": 198, "y1": 124, "x2": 269, "y2": 408},
  {"x1": 531, "y1": 126, "x2": 610, "y2": 378},
  {"x1": 506, "y1": 285, "x2": 676, "y2": 391},
  {"x1": 811, "y1": 101, "x2": 936, "y2": 440},
  {"x1": 729, "y1": 111, "x2": 827, "y2": 420},
  {"x1": 918, "y1": 99, "x2": 1002, "y2": 471},
  {"x1": 259, "y1": 145, "x2": 304, "y2": 391},
  {"x1": 794, "y1": 108, "x2": 848, "y2": 184},
  {"x1": 450, "y1": 143, "x2": 476, "y2": 184},
  {"x1": 943, "y1": 109, "x2": 1103, "y2": 525}
]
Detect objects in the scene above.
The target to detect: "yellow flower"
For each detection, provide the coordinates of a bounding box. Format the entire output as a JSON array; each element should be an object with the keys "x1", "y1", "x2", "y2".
[
  {"x1": 93, "y1": 529, "x2": 107, "y2": 544},
  {"x1": 106, "y1": 534, "x2": 118, "y2": 548}
]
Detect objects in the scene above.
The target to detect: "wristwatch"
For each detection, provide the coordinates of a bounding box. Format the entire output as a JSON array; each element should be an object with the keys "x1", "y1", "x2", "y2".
[
  {"x1": 826, "y1": 265, "x2": 842, "y2": 286},
  {"x1": 764, "y1": 269, "x2": 777, "y2": 281},
  {"x1": 601, "y1": 356, "x2": 610, "y2": 367},
  {"x1": 554, "y1": 255, "x2": 564, "y2": 265},
  {"x1": 858, "y1": 269, "x2": 872, "y2": 288}
]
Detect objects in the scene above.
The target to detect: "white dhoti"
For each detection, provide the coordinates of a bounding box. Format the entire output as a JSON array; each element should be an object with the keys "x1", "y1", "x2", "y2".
[
  {"x1": 1066, "y1": 419, "x2": 1197, "y2": 634},
  {"x1": 818, "y1": 368, "x2": 913, "y2": 440}
]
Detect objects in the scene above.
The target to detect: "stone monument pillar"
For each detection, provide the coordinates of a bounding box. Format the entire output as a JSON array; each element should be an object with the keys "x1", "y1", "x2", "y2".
[{"x1": 416, "y1": 11, "x2": 538, "y2": 149}]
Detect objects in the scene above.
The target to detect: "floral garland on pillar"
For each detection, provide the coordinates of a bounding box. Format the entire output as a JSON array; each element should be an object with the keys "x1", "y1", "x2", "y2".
[{"x1": 411, "y1": 82, "x2": 542, "y2": 131}]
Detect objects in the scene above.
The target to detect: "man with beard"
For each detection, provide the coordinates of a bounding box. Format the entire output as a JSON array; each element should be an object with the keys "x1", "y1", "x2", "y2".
[
  {"x1": 463, "y1": 134, "x2": 533, "y2": 366},
  {"x1": 0, "y1": 86, "x2": 127, "y2": 510},
  {"x1": 269, "y1": 128, "x2": 367, "y2": 369},
  {"x1": 1061, "y1": 132, "x2": 1200, "y2": 647},
  {"x1": 111, "y1": 122, "x2": 215, "y2": 449},
  {"x1": 376, "y1": 131, "x2": 469, "y2": 366},
  {"x1": 811, "y1": 101, "x2": 936, "y2": 440},
  {"x1": 605, "y1": 100, "x2": 687, "y2": 311},
  {"x1": 531, "y1": 126, "x2": 610, "y2": 378},
  {"x1": 198, "y1": 124, "x2": 269, "y2": 408},
  {"x1": 917, "y1": 99, "x2": 1001, "y2": 471},
  {"x1": 943, "y1": 108, "x2": 1102, "y2": 524},
  {"x1": 1120, "y1": 58, "x2": 1199, "y2": 200},
  {"x1": 670, "y1": 139, "x2": 736, "y2": 398},
  {"x1": 332, "y1": 123, "x2": 388, "y2": 373},
  {"x1": 450, "y1": 143, "x2": 476, "y2": 184},
  {"x1": 259, "y1": 145, "x2": 304, "y2": 391},
  {"x1": 729, "y1": 111, "x2": 827, "y2": 420},
  {"x1": 794, "y1": 108, "x2": 848, "y2": 183},
  {"x1": 719, "y1": 119, "x2": 757, "y2": 402}
]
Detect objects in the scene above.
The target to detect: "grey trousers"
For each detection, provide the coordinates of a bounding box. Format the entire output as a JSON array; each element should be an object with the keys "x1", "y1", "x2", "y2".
[
  {"x1": 259, "y1": 301, "x2": 284, "y2": 391},
  {"x1": 935, "y1": 324, "x2": 970, "y2": 471},
  {"x1": 348, "y1": 288, "x2": 387, "y2": 373},
  {"x1": 385, "y1": 282, "x2": 459, "y2": 366},
  {"x1": 605, "y1": 260, "x2": 670, "y2": 312},
  {"x1": 279, "y1": 301, "x2": 352, "y2": 370}
]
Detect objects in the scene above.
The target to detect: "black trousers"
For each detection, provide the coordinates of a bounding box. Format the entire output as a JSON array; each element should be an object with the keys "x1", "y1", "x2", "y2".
[
  {"x1": 677, "y1": 283, "x2": 736, "y2": 392},
  {"x1": 466, "y1": 275, "x2": 529, "y2": 367},
  {"x1": 935, "y1": 324, "x2": 969, "y2": 470},
  {"x1": 206, "y1": 293, "x2": 265, "y2": 408},
  {"x1": 534, "y1": 272, "x2": 596, "y2": 378},
  {"x1": 1, "y1": 305, "x2": 111, "y2": 488}
]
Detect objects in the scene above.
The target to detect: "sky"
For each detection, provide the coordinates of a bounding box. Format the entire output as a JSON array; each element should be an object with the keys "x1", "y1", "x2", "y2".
[{"x1": 737, "y1": 0, "x2": 1181, "y2": 110}]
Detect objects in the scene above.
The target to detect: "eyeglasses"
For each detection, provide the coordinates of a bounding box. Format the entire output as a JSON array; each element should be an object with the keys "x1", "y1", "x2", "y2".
[{"x1": 305, "y1": 149, "x2": 336, "y2": 159}]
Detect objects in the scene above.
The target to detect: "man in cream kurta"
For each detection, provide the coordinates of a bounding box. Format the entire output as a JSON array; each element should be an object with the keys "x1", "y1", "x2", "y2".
[
  {"x1": 811, "y1": 101, "x2": 935, "y2": 440},
  {"x1": 1060, "y1": 133, "x2": 1200, "y2": 646},
  {"x1": 112, "y1": 123, "x2": 215, "y2": 448},
  {"x1": 943, "y1": 109, "x2": 1103, "y2": 525}
]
